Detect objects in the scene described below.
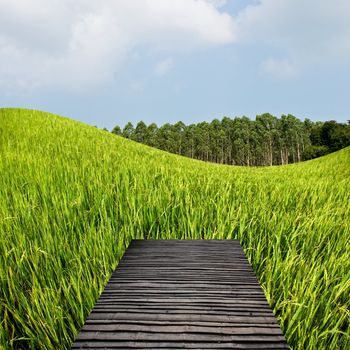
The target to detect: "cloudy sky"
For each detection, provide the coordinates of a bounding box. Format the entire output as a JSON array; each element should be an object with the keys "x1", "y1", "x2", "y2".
[{"x1": 1, "y1": 0, "x2": 350, "y2": 129}]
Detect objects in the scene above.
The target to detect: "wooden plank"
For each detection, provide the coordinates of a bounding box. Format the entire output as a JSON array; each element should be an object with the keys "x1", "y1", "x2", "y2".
[
  {"x1": 72, "y1": 240, "x2": 289, "y2": 349},
  {"x1": 75, "y1": 331, "x2": 287, "y2": 341},
  {"x1": 84, "y1": 317, "x2": 280, "y2": 324},
  {"x1": 72, "y1": 341, "x2": 289, "y2": 349},
  {"x1": 79, "y1": 324, "x2": 283, "y2": 334}
]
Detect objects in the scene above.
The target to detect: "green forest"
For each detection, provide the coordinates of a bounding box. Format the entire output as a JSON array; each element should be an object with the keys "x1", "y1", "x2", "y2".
[{"x1": 112, "y1": 114, "x2": 350, "y2": 166}]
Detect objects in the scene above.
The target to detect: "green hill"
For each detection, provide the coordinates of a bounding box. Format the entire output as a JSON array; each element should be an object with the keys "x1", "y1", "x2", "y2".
[{"x1": 0, "y1": 108, "x2": 349, "y2": 349}]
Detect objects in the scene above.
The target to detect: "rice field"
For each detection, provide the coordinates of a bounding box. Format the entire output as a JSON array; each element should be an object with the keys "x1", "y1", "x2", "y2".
[{"x1": 0, "y1": 108, "x2": 349, "y2": 349}]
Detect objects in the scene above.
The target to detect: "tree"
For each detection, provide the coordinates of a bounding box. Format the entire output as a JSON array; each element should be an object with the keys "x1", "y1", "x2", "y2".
[
  {"x1": 302, "y1": 145, "x2": 329, "y2": 160},
  {"x1": 145, "y1": 123, "x2": 158, "y2": 147},
  {"x1": 256, "y1": 113, "x2": 278, "y2": 166},
  {"x1": 157, "y1": 123, "x2": 173, "y2": 152},
  {"x1": 122, "y1": 122, "x2": 134, "y2": 139},
  {"x1": 112, "y1": 125, "x2": 122, "y2": 135},
  {"x1": 195, "y1": 122, "x2": 211, "y2": 161},
  {"x1": 309, "y1": 121, "x2": 323, "y2": 146},
  {"x1": 134, "y1": 121, "x2": 147, "y2": 143},
  {"x1": 183, "y1": 124, "x2": 196, "y2": 158},
  {"x1": 230, "y1": 117, "x2": 253, "y2": 166},
  {"x1": 279, "y1": 114, "x2": 305, "y2": 164},
  {"x1": 173, "y1": 121, "x2": 186, "y2": 155},
  {"x1": 210, "y1": 119, "x2": 225, "y2": 163},
  {"x1": 221, "y1": 117, "x2": 233, "y2": 164},
  {"x1": 319, "y1": 121, "x2": 350, "y2": 152}
]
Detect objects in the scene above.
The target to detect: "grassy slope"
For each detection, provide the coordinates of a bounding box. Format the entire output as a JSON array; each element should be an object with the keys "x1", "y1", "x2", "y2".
[{"x1": 0, "y1": 108, "x2": 349, "y2": 349}]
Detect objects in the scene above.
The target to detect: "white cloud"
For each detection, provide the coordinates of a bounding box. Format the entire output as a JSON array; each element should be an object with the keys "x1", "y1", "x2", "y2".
[
  {"x1": 154, "y1": 58, "x2": 174, "y2": 77},
  {"x1": 203, "y1": 0, "x2": 227, "y2": 9},
  {"x1": 2, "y1": 0, "x2": 349, "y2": 91},
  {"x1": 236, "y1": 0, "x2": 350, "y2": 77},
  {"x1": 0, "y1": 0, "x2": 235, "y2": 92}
]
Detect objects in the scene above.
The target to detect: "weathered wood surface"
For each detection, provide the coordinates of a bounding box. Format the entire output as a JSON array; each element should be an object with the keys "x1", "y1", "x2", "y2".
[{"x1": 72, "y1": 240, "x2": 289, "y2": 349}]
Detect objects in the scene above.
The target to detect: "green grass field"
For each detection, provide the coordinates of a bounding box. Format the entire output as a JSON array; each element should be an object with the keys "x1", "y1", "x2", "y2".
[{"x1": 0, "y1": 108, "x2": 349, "y2": 349}]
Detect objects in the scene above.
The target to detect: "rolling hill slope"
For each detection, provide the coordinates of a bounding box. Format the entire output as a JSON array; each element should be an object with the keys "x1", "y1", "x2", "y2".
[{"x1": 0, "y1": 108, "x2": 349, "y2": 349}]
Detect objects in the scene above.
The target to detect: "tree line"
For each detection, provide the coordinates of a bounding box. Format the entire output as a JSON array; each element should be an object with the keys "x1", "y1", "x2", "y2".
[{"x1": 110, "y1": 114, "x2": 350, "y2": 166}]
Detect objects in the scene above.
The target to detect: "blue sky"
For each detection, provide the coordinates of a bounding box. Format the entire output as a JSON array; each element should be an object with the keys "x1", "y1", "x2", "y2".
[{"x1": 1, "y1": 0, "x2": 350, "y2": 129}]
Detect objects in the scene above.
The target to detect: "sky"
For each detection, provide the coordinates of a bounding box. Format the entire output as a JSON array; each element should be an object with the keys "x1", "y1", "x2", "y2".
[{"x1": 1, "y1": 0, "x2": 350, "y2": 129}]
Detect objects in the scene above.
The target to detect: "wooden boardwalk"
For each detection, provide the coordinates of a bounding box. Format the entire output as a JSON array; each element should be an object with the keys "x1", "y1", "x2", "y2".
[{"x1": 72, "y1": 240, "x2": 289, "y2": 349}]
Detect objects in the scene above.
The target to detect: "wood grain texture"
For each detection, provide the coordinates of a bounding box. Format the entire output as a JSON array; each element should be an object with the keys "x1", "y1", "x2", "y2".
[{"x1": 72, "y1": 240, "x2": 289, "y2": 349}]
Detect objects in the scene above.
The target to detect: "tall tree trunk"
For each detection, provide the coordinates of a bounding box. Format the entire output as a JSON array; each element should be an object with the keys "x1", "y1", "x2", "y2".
[
  {"x1": 280, "y1": 149, "x2": 284, "y2": 165},
  {"x1": 297, "y1": 142, "x2": 301, "y2": 162},
  {"x1": 268, "y1": 137, "x2": 273, "y2": 166}
]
